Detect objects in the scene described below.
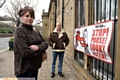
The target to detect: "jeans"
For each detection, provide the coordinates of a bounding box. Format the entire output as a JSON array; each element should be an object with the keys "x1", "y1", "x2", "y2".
[
  {"x1": 51, "y1": 51, "x2": 64, "y2": 73},
  {"x1": 17, "y1": 69, "x2": 38, "y2": 80}
]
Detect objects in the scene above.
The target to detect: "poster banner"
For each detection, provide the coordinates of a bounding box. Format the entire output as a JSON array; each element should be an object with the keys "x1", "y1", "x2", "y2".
[{"x1": 74, "y1": 21, "x2": 114, "y2": 63}]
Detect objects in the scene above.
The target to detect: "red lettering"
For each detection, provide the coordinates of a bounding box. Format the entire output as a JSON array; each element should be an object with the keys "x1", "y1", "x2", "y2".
[
  {"x1": 92, "y1": 30, "x2": 95, "y2": 36},
  {"x1": 90, "y1": 43, "x2": 93, "y2": 50},
  {"x1": 93, "y1": 44, "x2": 95, "y2": 50},
  {"x1": 106, "y1": 28, "x2": 109, "y2": 36},
  {"x1": 101, "y1": 54, "x2": 106, "y2": 59},
  {"x1": 103, "y1": 28, "x2": 109, "y2": 36},
  {"x1": 99, "y1": 29, "x2": 102, "y2": 36},
  {"x1": 95, "y1": 44, "x2": 98, "y2": 51},
  {"x1": 99, "y1": 45, "x2": 105, "y2": 52},
  {"x1": 93, "y1": 51, "x2": 106, "y2": 60},
  {"x1": 99, "y1": 37, "x2": 102, "y2": 44},
  {"x1": 94, "y1": 37, "x2": 97, "y2": 43},
  {"x1": 91, "y1": 37, "x2": 102, "y2": 43},
  {"x1": 95, "y1": 37, "x2": 99, "y2": 43},
  {"x1": 91, "y1": 37, "x2": 95, "y2": 43},
  {"x1": 103, "y1": 28, "x2": 106, "y2": 36},
  {"x1": 93, "y1": 52, "x2": 98, "y2": 56},
  {"x1": 96, "y1": 29, "x2": 99, "y2": 36},
  {"x1": 93, "y1": 28, "x2": 109, "y2": 37},
  {"x1": 90, "y1": 44, "x2": 105, "y2": 52},
  {"x1": 102, "y1": 37, "x2": 107, "y2": 44}
]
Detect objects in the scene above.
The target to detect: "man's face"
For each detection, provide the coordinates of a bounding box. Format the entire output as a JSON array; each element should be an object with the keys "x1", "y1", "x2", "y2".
[{"x1": 56, "y1": 23, "x2": 62, "y2": 31}]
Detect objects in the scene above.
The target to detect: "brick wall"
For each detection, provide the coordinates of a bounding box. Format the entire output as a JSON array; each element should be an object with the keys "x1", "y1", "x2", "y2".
[
  {"x1": 56, "y1": 0, "x2": 86, "y2": 79},
  {"x1": 0, "y1": 33, "x2": 13, "y2": 37},
  {"x1": 42, "y1": 0, "x2": 87, "y2": 79},
  {"x1": 42, "y1": 17, "x2": 49, "y2": 41},
  {"x1": 56, "y1": 0, "x2": 75, "y2": 66}
]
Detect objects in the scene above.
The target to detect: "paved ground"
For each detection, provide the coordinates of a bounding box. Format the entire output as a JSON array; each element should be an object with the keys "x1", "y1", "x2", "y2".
[
  {"x1": 0, "y1": 47, "x2": 79, "y2": 80},
  {"x1": 0, "y1": 37, "x2": 10, "y2": 50}
]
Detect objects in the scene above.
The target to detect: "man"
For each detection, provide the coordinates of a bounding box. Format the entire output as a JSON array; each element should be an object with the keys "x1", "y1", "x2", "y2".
[{"x1": 48, "y1": 22, "x2": 69, "y2": 78}]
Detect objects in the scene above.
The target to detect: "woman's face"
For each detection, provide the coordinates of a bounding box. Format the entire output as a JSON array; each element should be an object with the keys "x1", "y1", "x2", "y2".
[{"x1": 21, "y1": 12, "x2": 34, "y2": 25}]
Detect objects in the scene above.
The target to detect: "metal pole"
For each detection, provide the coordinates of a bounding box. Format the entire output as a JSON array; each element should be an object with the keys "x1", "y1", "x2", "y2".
[
  {"x1": 55, "y1": 1, "x2": 57, "y2": 28},
  {"x1": 62, "y1": 0, "x2": 64, "y2": 28}
]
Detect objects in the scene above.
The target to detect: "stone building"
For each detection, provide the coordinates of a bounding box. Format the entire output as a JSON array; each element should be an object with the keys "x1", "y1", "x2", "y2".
[{"x1": 42, "y1": 0, "x2": 120, "y2": 80}]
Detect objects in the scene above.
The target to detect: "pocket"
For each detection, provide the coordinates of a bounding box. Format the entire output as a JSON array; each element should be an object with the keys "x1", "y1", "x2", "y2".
[
  {"x1": 53, "y1": 43, "x2": 55, "y2": 48},
  {"x1": 63, "y1": 42, "x2": 66, "y2": 48},
  {"x1": 59, "y1": 42, "x2": 64, "y2": 49}
]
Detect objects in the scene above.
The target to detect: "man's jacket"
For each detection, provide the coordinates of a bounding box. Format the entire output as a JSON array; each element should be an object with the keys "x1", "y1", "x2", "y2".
[{"x1": 48, "y1": 28, "x2": 69, "y2": 52}]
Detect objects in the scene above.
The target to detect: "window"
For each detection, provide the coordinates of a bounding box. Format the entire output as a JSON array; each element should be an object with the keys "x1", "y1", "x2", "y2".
[
  {"x1": 92, "y1": 0, "x2": 118, "y2": 79},
  {"x1": 74, "y1": 0, "x2": 85, "y2": 67},
  {"x1": 94, "y1": 0, "x2": 118, "y2": 23},
  {"x1": 78, "y1": 0, "x2": 85, "y2": 26}
]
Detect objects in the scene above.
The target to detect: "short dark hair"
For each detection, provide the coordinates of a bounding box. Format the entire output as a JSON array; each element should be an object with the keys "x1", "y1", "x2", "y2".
[{"x1": 18, "y1": 6, "x2": 35, "y2": 19}]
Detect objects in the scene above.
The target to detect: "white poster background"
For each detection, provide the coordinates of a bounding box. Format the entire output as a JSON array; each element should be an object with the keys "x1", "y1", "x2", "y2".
[{"x1": 74, "y1": 21, "x2": 114, "y2": 64}]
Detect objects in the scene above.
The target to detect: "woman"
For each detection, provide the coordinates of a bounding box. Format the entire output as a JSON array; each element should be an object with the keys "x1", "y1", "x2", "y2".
[{"x1": 14, "y1": 6, "x2": 48, "y2": 80}]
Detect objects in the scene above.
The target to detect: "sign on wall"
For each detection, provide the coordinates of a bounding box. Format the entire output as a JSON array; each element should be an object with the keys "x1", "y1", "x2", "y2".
[{"x1": 74, "y1": 21, "x2": 114, "y2": 64}]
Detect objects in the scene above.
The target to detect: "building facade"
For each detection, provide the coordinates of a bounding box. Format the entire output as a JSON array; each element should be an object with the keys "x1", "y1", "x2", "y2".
[
  {"x1": 42, "y1": 0, "x2": 120, "y2": 80},
  {"x1": 42, "y1": 0, "x2": 56, "y2": 40}
]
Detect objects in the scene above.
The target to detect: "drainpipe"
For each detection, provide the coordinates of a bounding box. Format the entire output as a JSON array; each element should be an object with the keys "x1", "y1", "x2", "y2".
[
  {"x1": 62, "y1": 0, "x2": 64, "y2": 28},
  {"x1": 54, "y1": 1, "x2": 57, "y2": 28}
]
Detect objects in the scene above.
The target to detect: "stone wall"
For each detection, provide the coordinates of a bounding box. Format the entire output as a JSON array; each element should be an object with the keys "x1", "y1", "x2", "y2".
[
  {"x1": 0, "y1": 33, "x2": 13, "y2": 37},
  {"x1": 56, "y1": 0, "x2": 75, "y2": 68}
]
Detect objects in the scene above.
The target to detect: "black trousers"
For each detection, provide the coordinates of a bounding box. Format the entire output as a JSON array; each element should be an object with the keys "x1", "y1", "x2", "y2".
[{"x1": 17, "y1": 69, "x2": 38, "y2": 80}]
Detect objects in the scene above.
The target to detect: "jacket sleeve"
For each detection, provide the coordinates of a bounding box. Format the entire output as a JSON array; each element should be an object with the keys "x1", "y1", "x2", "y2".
[
  {"x1": 48, "y1": 33, "x2": 54, "y2": 47},
  {"x1": 64, "y1": 32, "x2": 69, "y2": 47},
  {"x1": 37, "y1": 32, "x2": 48, "y2": 52},
  {"x1": 14, "y1": 29, "x2": 40, "y2": 59}
]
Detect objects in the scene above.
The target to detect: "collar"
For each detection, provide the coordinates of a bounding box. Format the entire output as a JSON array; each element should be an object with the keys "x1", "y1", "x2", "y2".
[
  {"x1": 21, "y1": 23, "x2": 33, "y2": 30},
  {"x1": 53, "y1": 28, "x2": 65, "y2": 38},
  {"x1": 53, "y1": 28, "x2": 64, "y2": 33}
]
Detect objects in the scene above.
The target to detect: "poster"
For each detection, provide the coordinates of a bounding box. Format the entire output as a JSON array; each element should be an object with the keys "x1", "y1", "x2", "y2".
[{"x1": 74, "y1": 21, "x2": 114, "y2": 63}]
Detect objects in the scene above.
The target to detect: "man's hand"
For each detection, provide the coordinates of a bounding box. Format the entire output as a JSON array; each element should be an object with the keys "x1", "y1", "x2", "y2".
[{"x1": 29, "y1": 45, "x2": 39, "y2": 51}]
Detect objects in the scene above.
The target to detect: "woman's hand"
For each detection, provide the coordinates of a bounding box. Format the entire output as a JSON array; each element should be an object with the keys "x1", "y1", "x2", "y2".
[{"x1": 29, "y1": 45, "x2": 39, "y2": 51}]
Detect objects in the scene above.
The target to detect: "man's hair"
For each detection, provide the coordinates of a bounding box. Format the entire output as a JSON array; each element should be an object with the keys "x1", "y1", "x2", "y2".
[{"x1": 56, "y1": 22, "x2": 61, "y2": 26}]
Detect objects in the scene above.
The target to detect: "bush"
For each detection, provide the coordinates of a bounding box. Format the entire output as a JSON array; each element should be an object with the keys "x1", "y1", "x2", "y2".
[
  {"x1": 0, "y1": 28, "x2": 6, "y2": 33},
  {"x1": 9, "y1": 37, "x2": 14, "y2": 50},
  {"x1": 9, "y1": 37, "x2": 14, "y2": 42},
  {"x1": 0, "y1": 28, "x2": 14, "y2": 34}
]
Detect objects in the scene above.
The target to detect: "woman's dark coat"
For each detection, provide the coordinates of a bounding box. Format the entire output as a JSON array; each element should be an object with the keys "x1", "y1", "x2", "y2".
[{"x1": 14, "y1": 23, "x2": 48, "y2": 75}]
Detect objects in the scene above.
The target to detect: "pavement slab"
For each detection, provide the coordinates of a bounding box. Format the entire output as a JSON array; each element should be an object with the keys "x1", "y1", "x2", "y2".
[{"x1": 0, "y1": 47, "x2": 79, "y2": 80}]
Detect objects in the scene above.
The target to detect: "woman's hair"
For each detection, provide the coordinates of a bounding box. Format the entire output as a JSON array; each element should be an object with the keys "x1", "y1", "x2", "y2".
[{"x1": 18, "y1": 6, "x2": 35, "y2": 19}]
